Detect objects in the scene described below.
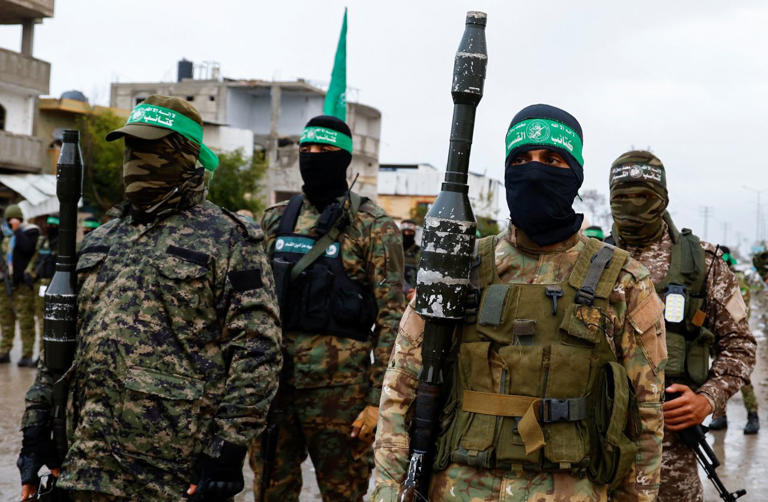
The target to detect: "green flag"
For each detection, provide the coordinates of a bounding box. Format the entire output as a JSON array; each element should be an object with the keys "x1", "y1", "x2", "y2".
[{"x1": 323, "y1": 8, "x2": 347, "y2": 121}]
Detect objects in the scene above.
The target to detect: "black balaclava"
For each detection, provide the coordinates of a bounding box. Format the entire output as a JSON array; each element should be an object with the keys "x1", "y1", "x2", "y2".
[
  {"x1": 299, "y1": 115, "x2": 352, "y2": 210},
  {"x1": 504, "y1": 104, "x2": 584, "y2": 246}
]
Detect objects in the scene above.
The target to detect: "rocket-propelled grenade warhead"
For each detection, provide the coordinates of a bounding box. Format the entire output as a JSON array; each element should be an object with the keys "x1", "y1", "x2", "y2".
[
  {"x1": 43, "y1": 129, "x2": 83, "y2": 373},
  {"x1": 415, "y1": 11, "x2": 487, "y2": 321}
]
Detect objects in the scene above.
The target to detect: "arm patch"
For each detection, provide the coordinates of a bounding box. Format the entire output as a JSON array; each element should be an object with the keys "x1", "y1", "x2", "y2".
[
  {"x1": 167, "y1": 245, "x2": 211, "y2": 267},
  {"x1": 228, "y1": 268, "x2": 263, "y2": 292}
]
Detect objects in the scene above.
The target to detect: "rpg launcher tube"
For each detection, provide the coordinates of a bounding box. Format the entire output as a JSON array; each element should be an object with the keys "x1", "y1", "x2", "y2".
[
  {"x1": 415, "y1": 10, "x2": 486, "y2": 322},
  {"x1": 402, "y1": 12, "x2": 487, "y2": 502},
  {"x1": 43, "y1": 129, "x2": 83, "y2": 373}
]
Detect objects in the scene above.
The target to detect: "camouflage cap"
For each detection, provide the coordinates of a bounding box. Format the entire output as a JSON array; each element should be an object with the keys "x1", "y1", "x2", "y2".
[
  {"x1": 609, "y1": 150, "x2": 667, "y2": 195},
  {"x1": 4, "y1": 204, "x2": 23, "y2": 221},
  {"x1": 106, "y1": 94, "x2": 219, "y2": 171}
]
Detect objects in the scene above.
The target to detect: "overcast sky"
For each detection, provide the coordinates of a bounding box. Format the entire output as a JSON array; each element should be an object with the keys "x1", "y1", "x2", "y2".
[{"x1": 2, "y1": 0, "x2": 767, "y2": 253}]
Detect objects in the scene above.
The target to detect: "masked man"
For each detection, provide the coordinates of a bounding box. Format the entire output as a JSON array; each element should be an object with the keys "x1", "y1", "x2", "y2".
[
  {"x1": 374, "y1": 104, "x2": 666, "y2": 501},
  {"x1": 608, "y1": 150, "x2": 755, "y2": 502},
  {"x1": 251, "y1": 114, "x2": 406, "y2": 502},
  {"x1": 400, "y1": 219, "x2": 420, "y2": 299},
  {"x1": 18, "y1": 95, "x2": 282, "y2": 502}
]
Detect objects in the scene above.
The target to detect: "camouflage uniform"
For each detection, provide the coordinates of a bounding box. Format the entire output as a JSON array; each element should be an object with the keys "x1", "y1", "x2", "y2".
[
  {"x1": 0, "y1": 223, "x2": 40, "y2": 359},
  {"x1": 21, "y1": 196, "x2": 283, "y2": 501},
  {"x1": 250, "y1": 195, "x2": 406, "y2": 501},
  {"x1": 373, "y1": 227, "x2": 667, "y2": 502},
  {"x1": 616, "y1": 223, "x2": 756, "y2": 502}
]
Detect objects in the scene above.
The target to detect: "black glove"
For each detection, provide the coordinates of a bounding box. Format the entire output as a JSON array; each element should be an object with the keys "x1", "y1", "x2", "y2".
[
  {"x1": 17, "y1": 425, "x2": 60, "y2": 487},
  {"x1": 188, "y1": 441, "x2": 247, "y2": 501}
]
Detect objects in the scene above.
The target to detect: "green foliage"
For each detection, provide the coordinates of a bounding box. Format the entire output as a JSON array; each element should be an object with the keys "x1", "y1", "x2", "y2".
[
  {"x1": 76, "y1": 111, "x2": 125, "y2": 216},
  {"x1": 206, "y1": 149, "x2": 267, "y2": 215},
  {"x1": 409, "y1": 202, "x2": 429, "y2": 226},
  {"x1": 477, "y1": 216, "x2": 500, "y2": 237}
]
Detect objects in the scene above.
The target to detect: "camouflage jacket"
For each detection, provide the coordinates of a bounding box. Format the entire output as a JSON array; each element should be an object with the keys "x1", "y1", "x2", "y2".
[
  {"x1": 373, "y1": 228, "x2": 667, "y2": 502},
  {"x1": 617, "y1": 222, "x2": 756, "y2": 417},
  {"x1": 261, "y1": 193, "x2": 405, "y2": 405},
  {"x1": 22, "y1": 199, "x2": 282, "y2": 501}
]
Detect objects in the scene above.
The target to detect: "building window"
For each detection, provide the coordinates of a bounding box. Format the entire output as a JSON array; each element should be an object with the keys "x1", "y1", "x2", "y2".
[
  {"x1": 134, "y1": 96, "x2": 147, "y2": 106},
  {"x1": 0, "y1": 103, "x2": 5, "y2": 130},
  {"x1": 186, "y1": 96, "x2": 195, "y2": 101},
  {"x1": 209, "y1": 95, "x2": 216, "y2": 101}
]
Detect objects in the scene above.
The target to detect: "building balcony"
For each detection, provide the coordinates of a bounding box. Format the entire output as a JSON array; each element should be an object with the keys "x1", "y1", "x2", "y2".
[
  {"x1": 0, "y1": 130, "x2": 44, "y2": 172},
  {"x1": 0, "y1": 47, "x2": 50, "y2": 94},
  {"x1": 0, "y1": 0, "x2": 54, "y2": 23}
]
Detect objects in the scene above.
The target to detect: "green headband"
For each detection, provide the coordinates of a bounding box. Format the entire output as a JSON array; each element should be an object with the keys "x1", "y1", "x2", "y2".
[
  {"x1": 125, "y1": 103, "x2": 219, "y2": 171},
  {"x1": 82, "y1": 220, "x2": 100, "y2": 229},
  {"x1": 505, "y1": 118, "x2": 584, "y2": 166},
  {"x1": 584, "y1": 227, "x2": 604, "y2": 240},
  {"x1": 46, "y1": 216, "x2": 59, "y2": 225},
  {"x1": 300, "y1": 126, "x2": 353, "y2": 154}
]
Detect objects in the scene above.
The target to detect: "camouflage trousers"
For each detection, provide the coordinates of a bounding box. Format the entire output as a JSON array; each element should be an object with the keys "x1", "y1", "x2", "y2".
[
  {"x1": 742, "y1": 382, "x2": 758, "y2": 413},
  {"x1": 658, "y1": 430, "x2": 703, "y2": 502},
  {"x1": 427, "y1": 463, "x2": 608, "y2": 502},
  {"x1": 68, "y1": 491, "x2": 126, "y2": 501},
  {"x1": 249, "y1": 384, "x2": 373, "y2": 502},
  {"x1": 0, "y1": 283, "x2": 36, "y2": 357}
]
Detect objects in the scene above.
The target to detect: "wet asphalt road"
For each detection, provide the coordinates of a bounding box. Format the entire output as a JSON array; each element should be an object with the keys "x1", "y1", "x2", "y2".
[{"x1": 0, "y1": 311, "x2": 766, "y2": 501}]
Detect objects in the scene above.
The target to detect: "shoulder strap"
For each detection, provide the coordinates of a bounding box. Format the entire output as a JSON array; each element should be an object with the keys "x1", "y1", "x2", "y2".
[
  {"x1": 476, "y1": 235, "x2": 498, "y2": 288},
  {"x1": 604, "y1": 235, "x2": 616, "y2": 246},
  {"x1": 288, "y1": 193, "x2": 363, "y2": 281},
  {"x1": 656, "y1": 225, "x2": 706, "y2": 295},
  {"x1": 276, "y1": 195, "x2": 304, "y2": 236},
  {"x1": 569, "y1": 239, "x2": 629, "y2": 305}
]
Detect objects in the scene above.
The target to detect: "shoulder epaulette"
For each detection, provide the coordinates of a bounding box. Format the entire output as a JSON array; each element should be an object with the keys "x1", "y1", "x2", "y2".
[{"x1": 221, "y1": 207, "x2": 263, "y2": 242}]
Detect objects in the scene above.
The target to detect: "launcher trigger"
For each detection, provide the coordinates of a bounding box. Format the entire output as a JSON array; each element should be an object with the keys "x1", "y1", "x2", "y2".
[{"x1": 545, "y1": 286, "x2": 564, "y2": 316}]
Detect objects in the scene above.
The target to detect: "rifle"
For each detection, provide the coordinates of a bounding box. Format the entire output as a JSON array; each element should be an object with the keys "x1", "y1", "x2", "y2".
[
  {"x1": 37, "y1": 129, "x2": 83, "y2": 501},
  {"x1": 666, "y1": 391, "x2": 746, "y2": 501},
  {"x1": 399, "y1": 12, "x2": 487, "y2": 501}
]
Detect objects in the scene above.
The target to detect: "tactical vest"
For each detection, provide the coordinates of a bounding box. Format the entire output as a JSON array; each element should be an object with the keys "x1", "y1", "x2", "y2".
[
  {"x1": 655, "y1": 218, "x2": 713, "y2": 389},
  {"x1": 271, "y1": 194, "x2": 378, "y2": 341},
  {"x1": 434, "y1": 237, "x2": 639, "y2": 487}
]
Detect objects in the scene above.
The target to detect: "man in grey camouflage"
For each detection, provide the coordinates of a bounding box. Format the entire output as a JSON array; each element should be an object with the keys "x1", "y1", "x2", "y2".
[
  {"x1": 17, "y1": 95, "x2": 282, "y2": 502},
  {"x1": 608, "y1": 150, "x2": 756, "y2": 502}
]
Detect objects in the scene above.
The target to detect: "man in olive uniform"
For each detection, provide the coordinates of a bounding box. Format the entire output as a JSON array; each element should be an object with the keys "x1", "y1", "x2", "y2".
[
  {"x1": 608, "y1": 150, "x2": 756, "y2": 502},
  {"x1": 18, "y1": 95, "x2": 282, "y2": 502},
  {"x1": 0, "y1": 204, "x2": 40, "y2": 367},
  {"x1": 400, "y1": 219, "x2": 420, "y2": 300},
  {"x1": 708, "y1": 246, "x2": 759, "y2": 434},
  {"x1": 374, "y1": 104, "x2": 667, "y2": 502},
  {"x1": 250, "y1": 114, "x2": 406, "y2": 502}
]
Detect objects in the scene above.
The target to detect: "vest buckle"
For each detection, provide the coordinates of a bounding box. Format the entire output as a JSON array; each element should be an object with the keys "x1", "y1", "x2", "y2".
[
  {"x1": 575, "y1": 286, "x2": 595, "y2": 306},
  {"x1": 540, "y1": 398, "x2": 587, "y2": 423}
]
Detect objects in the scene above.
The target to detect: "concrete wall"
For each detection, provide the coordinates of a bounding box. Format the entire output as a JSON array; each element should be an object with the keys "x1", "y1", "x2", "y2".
[
  {"x1": 203, "y1": 125, "x2": 254, "y2": 155},
  {"x1": 467, "y1": 172, "x2": 505, "y2": 222},
  {"x1": 111, "y1": 81, "x2": 227, "y2": 123},
  {"x1": 0, "y1": 86, "x2": 34, "y2": 135},
  {"x1": 378, "y1": 194, "x2": 436, "y2": 222},
  {"x1": 225, "y1": 88, "x2": 271, "y2": 135}
]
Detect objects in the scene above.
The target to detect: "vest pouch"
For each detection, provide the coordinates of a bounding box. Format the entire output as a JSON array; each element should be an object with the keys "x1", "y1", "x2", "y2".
[
  {"x1": 495, "y1": 345, "x2": 544, "y2": 465},
  {"x1": 300, "y1": 262, "x2": 335, "y2": 332},
  {"x1": 559, "y1": 304, "x2": 602, "y2": 347},
  {"x1": 589, "y1": 362, "x2": 638, "y2": 489},
  {"x1": 686, "y1": 327, "x2": 714, "y2": 386},
  {"x1": 449, "y1": 342, "x2": 497, "y2": 468},
  {"x1": 332, "y1": 287, "x2": 364, "y2": 327},
  {"x1": 665, "y1": 332, "x2": 687, "y2": 378},
  {"x1": 543, "y1": 345, "x2": 591, "y2": 465}
]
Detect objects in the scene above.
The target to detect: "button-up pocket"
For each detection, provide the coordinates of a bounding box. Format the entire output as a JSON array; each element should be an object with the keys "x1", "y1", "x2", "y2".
[{"x1": 116, "y1": 366, "x2": 205, "y2": 465}]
